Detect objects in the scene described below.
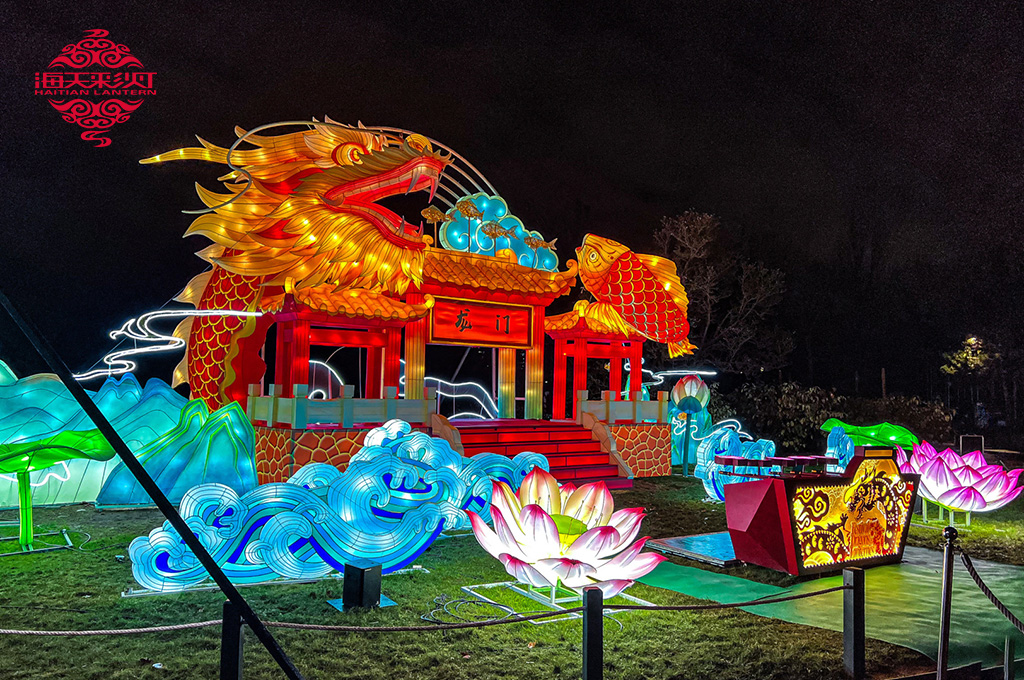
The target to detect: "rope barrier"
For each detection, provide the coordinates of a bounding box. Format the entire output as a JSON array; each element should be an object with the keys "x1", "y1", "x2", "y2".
[
  {"x1": 0, "y1": 584, "x2": 850, "y2": 637},
  {"x1": 959, "y1": 549, "x2": 1024, "y2": 636},
  {"x1": 605, "y1": 585, "x2": 851, "y2": 611},
  {"x1": 0, "y1": 620, "x2": 221, "y2": 636}
]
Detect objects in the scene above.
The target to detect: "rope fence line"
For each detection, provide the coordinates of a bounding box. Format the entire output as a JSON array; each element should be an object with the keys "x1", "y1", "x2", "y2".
[
  {"x1": 959, "y1": 548, "x2": 1024, "y2": 636},
  {"x1": 0, "y1": 585, "x2": 851, "y2": 637},
  {"x1": 0, "y1": 620, "x2": 221, "y2": 636}
]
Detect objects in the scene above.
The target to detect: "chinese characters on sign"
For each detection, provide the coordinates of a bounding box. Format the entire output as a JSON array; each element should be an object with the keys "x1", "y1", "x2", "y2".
[
  {"x1": 430, "y1": 298, "x2": 532, "y2": 348},
  {"x1": 34, "y1": 29, "x2": 156, "y2": 147}
]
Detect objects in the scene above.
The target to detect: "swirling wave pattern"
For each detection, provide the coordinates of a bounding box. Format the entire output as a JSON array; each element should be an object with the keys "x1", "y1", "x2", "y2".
[
  {"x1": 693, "y1": 424, "x2": 775, "y2": 501},
  {"x1": 129, "y1": 419, "x2": 547, "y2": 592}
]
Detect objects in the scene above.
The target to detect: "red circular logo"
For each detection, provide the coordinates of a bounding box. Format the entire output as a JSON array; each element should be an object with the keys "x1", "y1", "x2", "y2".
[{"x1": 34, "y1": 29, "x2": 156, "y2": 147}]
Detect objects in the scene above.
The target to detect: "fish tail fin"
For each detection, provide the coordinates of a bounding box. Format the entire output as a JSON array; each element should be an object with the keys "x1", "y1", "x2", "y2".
[{"x1": 668, "y1": 340, "x2": 697, "y2": 358}]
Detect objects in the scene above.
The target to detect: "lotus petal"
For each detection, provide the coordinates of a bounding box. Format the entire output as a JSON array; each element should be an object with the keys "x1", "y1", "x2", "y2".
[
  {"x1": 566, "y1": 525, "x2": 621, "y2": 562},
  {"x1": 606, "y1": 508, "x2": 646, "y2": 552},
  {"x1": 951, "y1": 465, "x2": 984, "y2": 487},
  {"x1": 594, "y1": 548, "x2": 666, "y2": 582},
  {"x1": 562, "y1": 482, "x2": 614, "y2": 528},
  {"x1": 518, "y1": 504, "x2": 561, "y2": 557},
  {"x1": 977, "y1": 486, "x2": 1023, "y2": 511},
  {"x1": 518, "y1": 468, "x2": 562, "y2": 514},
  {"x1": 974, "y1": 472, "x2": 1014, "y2": 499},
  {"x1": 592, "y1": 536, "x2": 661, "y2": 576},
  {"x1": 919, "y1": 457, "x2": 959, "y2": 501},
  {"x1": 500, "y1": 553, "x2": 556, "y2": 588},
  {"x1": 937, "y1": 486, "x2": 987, "y2": 512},
  {"x1": 492, "y1": 481, "x2": 524, "y2": 531},
  {"x1": 467, "y1": 510, "x2": 509, "y2": 560},
  {"x1": 585, "y1": 579, "x2": 634, "y2": 599},
  {"x1": 895, "y1": 447, "x2": 910, "y2": 470},
  {"x1": 559, "y1": 482, "x2": 577, "y2": 509},
  {"x1": 490, "y1": 506, "x2": 528, "y2": 561},
  {"x1": 536, "y1": 557, "x2": 596, "y2": 588},
  {"x1": 913, "y1": 441, "x2": 939, "y2": 460},
  {"x1": 962, "y1": 451, "x2": 987, "y2": 468}
]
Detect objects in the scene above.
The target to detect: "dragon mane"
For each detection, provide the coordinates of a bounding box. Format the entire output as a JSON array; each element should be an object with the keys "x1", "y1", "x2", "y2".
[{"x1": 142, "y1": 119, "x2": 446, "y2": 296}]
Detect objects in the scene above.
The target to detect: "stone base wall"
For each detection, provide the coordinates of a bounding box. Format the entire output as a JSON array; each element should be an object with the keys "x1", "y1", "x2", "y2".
[
  {"x1": 610, "y1": 423, "x2": 672, "y2": 477},
  {"x1": 255, "y1": 427, "x2": 367, "y2": 484}
]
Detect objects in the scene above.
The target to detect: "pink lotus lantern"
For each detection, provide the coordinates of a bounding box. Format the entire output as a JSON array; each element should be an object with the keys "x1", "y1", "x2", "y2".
[
  {"x1": 467, "y1": 468, "x2": 665, "y2": 599},
  {"x1": 897, "y1": 441, "x2": 1024, "y2": 513}
]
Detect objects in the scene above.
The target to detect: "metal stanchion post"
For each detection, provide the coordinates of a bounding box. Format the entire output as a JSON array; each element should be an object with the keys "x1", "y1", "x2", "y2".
[
  {"x1": 843, "y1": 567, "x2": 865, "y2": 680},
  {"x1": 221, "y1": 600, "x2": 245, "y2": 680},
  {"x1": 937, "y1": 526, "x2": 958, "y2": 680},
  {"x1": 582, "y1": 586, "x2": 603, "y2": 680},
  {"x1": 1005, "y1": 635, "x2": 1015, "y2": 680}
]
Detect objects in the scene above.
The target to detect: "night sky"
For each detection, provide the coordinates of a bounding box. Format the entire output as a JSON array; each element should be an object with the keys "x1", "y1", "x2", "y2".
[{"x1": 1, "y1": 1, "x2": 1021, "y2": 399}]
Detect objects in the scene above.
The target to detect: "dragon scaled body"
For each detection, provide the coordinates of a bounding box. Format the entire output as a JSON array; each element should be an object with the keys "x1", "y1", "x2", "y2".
[{"x1": 143, "y1": 119, "x2": 449, "y2": 409}]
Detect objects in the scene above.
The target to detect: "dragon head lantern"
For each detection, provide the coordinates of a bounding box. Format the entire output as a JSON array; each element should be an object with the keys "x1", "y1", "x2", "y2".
[{"x1": 142, "y1": 119, "x2": 451, "y2": 408}]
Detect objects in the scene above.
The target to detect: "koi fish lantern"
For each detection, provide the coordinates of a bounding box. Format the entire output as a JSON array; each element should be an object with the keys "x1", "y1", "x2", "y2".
[{"x1": 575, "y1": 234, "x2": 696, "y2": 358}]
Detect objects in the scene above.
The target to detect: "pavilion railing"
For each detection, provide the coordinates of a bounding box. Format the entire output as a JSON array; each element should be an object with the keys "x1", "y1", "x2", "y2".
[
  {"x1": 576, "y1": 390, "x2": 672, "y2": 425},
  {"x1": 247, "y1": 384, "x2": 438, "y2": 429}
]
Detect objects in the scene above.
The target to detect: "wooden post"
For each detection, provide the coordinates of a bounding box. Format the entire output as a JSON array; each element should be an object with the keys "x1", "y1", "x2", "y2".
[
  {"x1": 582, "y1": 586, "x2": 603, "y2": 680},
  {"x1": 843, "y1": 567, "x2": 865, "y2": 680},
  {"x1": 220, "y1": 600, "x2": 245, "y2": 680},
  {"x1": 553, "y1": 338, "x2": 568, "y2": 420}
]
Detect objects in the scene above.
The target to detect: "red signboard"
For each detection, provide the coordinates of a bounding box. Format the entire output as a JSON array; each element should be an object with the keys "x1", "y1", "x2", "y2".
[{"x1": 429, "y1": 298, "x2": 532, "y2": 348}]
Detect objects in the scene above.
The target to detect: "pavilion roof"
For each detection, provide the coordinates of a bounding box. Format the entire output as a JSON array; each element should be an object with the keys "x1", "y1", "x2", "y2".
[
  {"x1": 545, "y1": 310, "x2": 646, "y2": 340},
  {"x1": 419, "y1": 248, "x2": 577, "y2": 301},
  {"x1": 262, "y1": 286, "x2": 433, "y2": 322}
]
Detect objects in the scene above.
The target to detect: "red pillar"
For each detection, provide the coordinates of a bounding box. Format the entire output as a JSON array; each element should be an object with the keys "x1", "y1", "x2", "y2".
[
  {"x1": 404, "y1": 293, "x2": 428, "y2": 399},
  {"x1": 609, "y1": 351, "x2": 622, "y2": 401},
  {"x1": 573, "y1": 338, "x2": 588, "y2": 419},
  {"x1": 383, "y1": 327, "x2": 402, "y2": 393},
  {"x1": 275, "y1": 319, "x2": 310, "y2": 398},
  {"x1": 627, "y1": 340, "x2": 643, "y2": 399},
  {"x1": 553, "y1": 338, "x2": 568, "y2": 420},
  {"x1": 365, "y1": 342, "x2": 383, "y2": 399},
  {"x1": 524, "y1": 307, "x2": 545, "y2": 420}
]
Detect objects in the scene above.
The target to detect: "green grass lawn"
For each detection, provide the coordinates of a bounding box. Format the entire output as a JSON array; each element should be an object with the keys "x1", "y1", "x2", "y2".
[{"x1": 5, "y1": 473, "x2": 1015, "y2": 680}]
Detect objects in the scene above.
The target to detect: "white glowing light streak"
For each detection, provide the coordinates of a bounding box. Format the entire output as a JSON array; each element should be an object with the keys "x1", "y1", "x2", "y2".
[
  {"x1": 74, "y1": 309, "x2": 263, "y2": 382},
  {"x1": 397, "y1": 359, "x2": 498, "y2": 419},
  {"x1": 308, "y1": 359, "x2": 345, "y2": 400},
  {"x1": 448, "y1": 411, "x2": 489, "y2": 420},
  {"x1": 0, "y1": 460, "x2": 72, "y2": 487}
]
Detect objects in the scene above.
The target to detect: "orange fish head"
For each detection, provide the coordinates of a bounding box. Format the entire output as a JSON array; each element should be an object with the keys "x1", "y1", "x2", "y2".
[{"x1": 576, "y1": 233, "x2": 630, "y2": 292}]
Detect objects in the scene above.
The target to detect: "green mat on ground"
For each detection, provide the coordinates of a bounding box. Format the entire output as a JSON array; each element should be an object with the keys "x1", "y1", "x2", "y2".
[{"x1": 640, "y1": 546, "x2": 1024, "y2": 673}]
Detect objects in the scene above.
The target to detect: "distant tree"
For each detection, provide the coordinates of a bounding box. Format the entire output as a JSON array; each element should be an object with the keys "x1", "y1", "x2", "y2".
[
  {"x1": 650, "y1": 212, "x2": 793, "y2": 376},
  {"x1": 941, "y1": 335, "x2": 996, "y2": 378}
]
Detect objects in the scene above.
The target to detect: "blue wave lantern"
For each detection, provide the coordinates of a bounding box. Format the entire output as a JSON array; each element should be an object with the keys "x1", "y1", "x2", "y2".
[
  {"x1": 693, "y1": 423, "x2": 776, "y2": 501},
  {"x1": 438, "y1": 192, "x2": 558, "y2": 271},
  {"x1": 129, "y1": 419, "x2": 548, "y2": 592},
  {"x1": 825, "y1": 426, "x2": 855, "y2": 473}
]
